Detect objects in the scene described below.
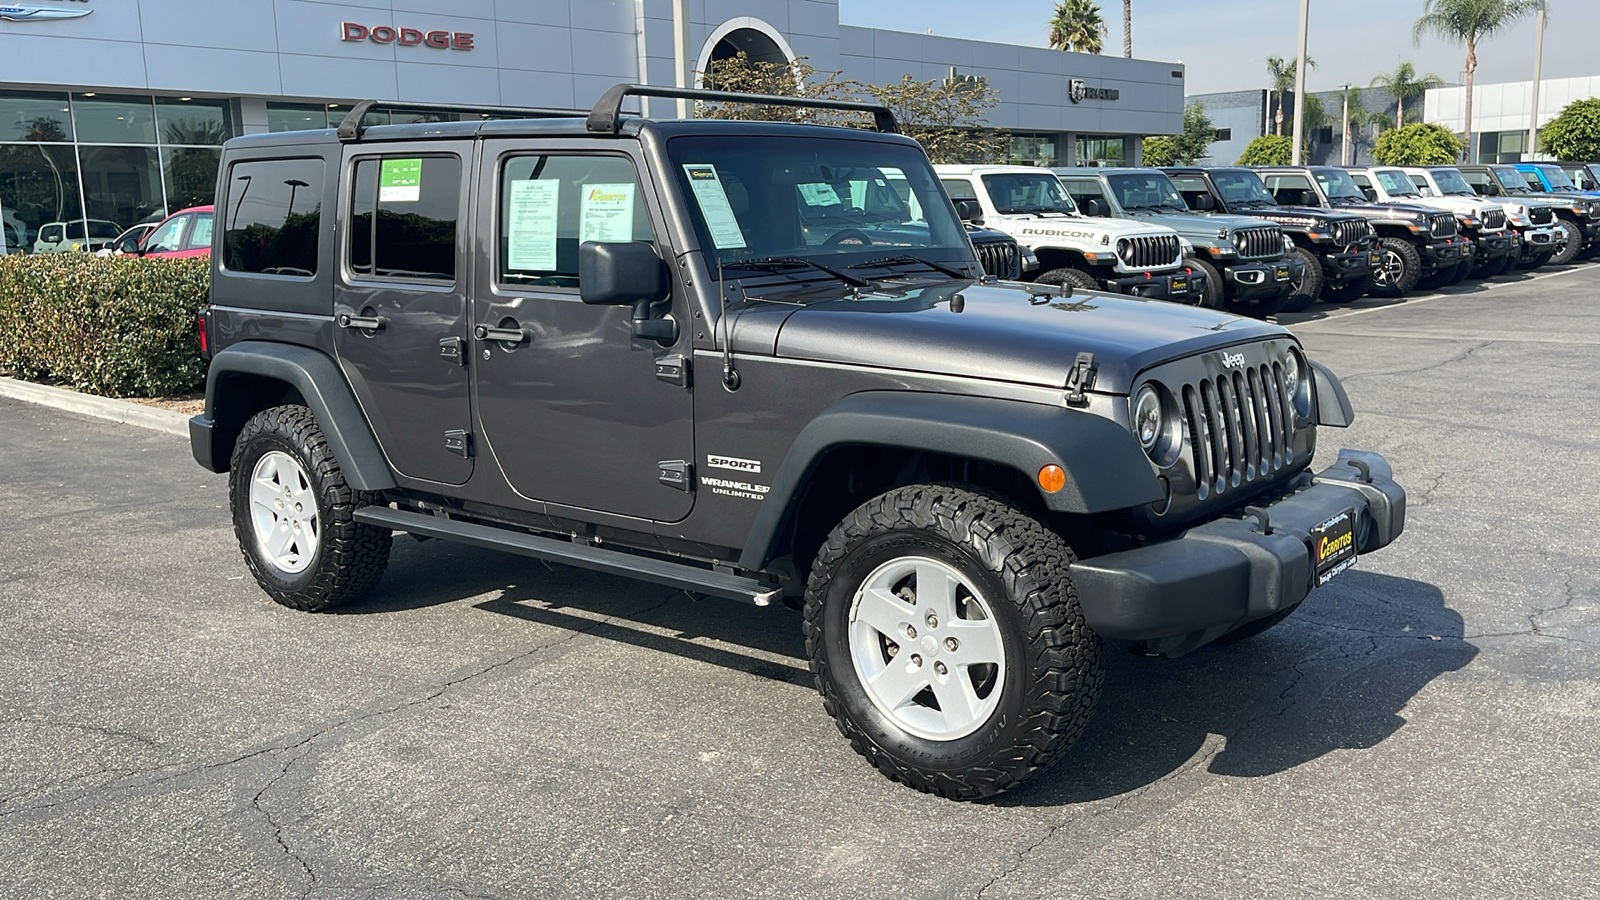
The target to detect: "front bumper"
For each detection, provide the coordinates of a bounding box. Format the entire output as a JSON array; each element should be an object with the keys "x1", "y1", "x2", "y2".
[
  {"x1": 1419, "y1": 238, "x2": 1464, "y2": 270},
  {"x1": 1471, "y1": 231, "x2": 1512, "y2": 263},
  {"x1": 1070, "y1": 449, "x2": 1405, "y2": 655},
  {"x1": 1318, "y1": 242, "x2": 1378, "y2": 283},
  {"x1": 1518, "y1": 224, "x2": 1561, "y2": 259},
  {"x1": 1224, "y1": 258, "x2": 1300, "y2": 301},
  {"x1": 1106, "y1": 268, "x2": 1206, "y2": 301}
]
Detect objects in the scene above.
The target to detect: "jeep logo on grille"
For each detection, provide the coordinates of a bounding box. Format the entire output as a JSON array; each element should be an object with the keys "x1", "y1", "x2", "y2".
[{"x1": 1222, "y1": 352, "x2": 1246, "y2": 369}]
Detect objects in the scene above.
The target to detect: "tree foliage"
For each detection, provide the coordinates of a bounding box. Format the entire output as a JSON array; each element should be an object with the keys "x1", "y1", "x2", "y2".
[
  {"x1": 1171, "y1": 102, "x2": 1215, "y2": 164},
  {"x1": 1266, "y1": 55, "x2": 1315, "y2": 137},
  {"x1": 1236, "y1": 135, "x2": 1293, "y2": 166},
  {"x1": 1141, "y1": 136, "x2": 1177, "y2": 166},
  {"x1": 1369, "y1": 61, "x2": 1446, "y2": 127},
  {"x1": 1539, "y1": 98, "x2": 1600, "y2": 161},
  {"x1": 697, "y1": 53, "x2": 866, "y2": 126},
  {"x1": 1413, "y1": 0, "x2": 1538, "y2": 154},
  {"x1": 1049, "y1": 0, "x2": 1106, "y2": 54},
  {"x1": 1372, "y1": 122, "x2": 1465, "y2": 165}
]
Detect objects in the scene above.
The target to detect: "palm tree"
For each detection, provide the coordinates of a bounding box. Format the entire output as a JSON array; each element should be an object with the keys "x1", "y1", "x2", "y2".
[
  {"x1": 1413, "y1": 0, "x2": 1538, "y2": 162},
  {"x1": 1266, "y1": 55, "x2": 1316, "y2": 137},
  {"x1": 1049, "y1": 0, "x2": 1106, "y2": 55},
  {"x1": 1370, "y1": 61, "x2": 1447, "y2": 128},
  {"x1": 1337, "y1": 87, "x2": 1392, "y2": 163},
  {"x1": 1122, "y1": 0, "x2": 1132, "y2": 57}
]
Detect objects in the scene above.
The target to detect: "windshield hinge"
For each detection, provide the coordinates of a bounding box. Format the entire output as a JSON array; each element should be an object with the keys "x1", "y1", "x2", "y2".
[{"x1": 1064, "y1": 352, "x2": 1097, "y2": 407}]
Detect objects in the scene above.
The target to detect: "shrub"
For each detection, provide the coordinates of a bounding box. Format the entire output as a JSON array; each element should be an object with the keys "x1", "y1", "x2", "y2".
[
  {"x1": 1539, "y1": 98, "x2": 1600, "y2": 162},
  {"x1": 0, "y1": 253, "x2": 209, "y2": 397},
  {"x1": 1236, "y1": 135, "x2": 1293, "y2": 165},
  {"x1": 1141, "y1": 136, "x2": 1178, "y2": 166},
  {"x1": 1372, "y1": 123, "x2": 1463, "y2": 165}
]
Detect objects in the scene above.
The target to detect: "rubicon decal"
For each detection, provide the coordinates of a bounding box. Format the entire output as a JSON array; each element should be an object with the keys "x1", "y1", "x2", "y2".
[
  {"x1": 706, "y1": 454, "x2": 761, "y2": 474},
  {"x1": 0, "y1": 4, "x2": 92, "y2": 22},
  {"x1": 342, "y1": 22, "x2": 474, "y2": 50}
]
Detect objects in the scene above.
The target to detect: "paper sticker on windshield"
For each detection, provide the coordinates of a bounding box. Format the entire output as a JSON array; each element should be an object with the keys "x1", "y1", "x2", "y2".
[
  {"x1": 579, "y1": 183, "x2": 635, "y2": 243},
  {"x1": 798, "y1": 182, "x2": 841, "y2": 207},
  {"x1": 683, "y1": 164, "x2": 747, "y2": 249},
  {"x1": 379, "y1": 158, "x2": 422, "y2": 202},
  {"x1": 506, "y1": 179, "x2": 559, "y2": 271}
]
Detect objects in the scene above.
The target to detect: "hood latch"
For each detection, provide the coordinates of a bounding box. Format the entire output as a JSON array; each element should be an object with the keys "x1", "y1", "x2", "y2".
[{"x1": 1064, "y1": 352, "x2": 1097, "y2": 407}]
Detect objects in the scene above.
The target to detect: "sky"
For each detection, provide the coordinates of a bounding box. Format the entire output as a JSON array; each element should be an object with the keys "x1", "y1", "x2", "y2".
[{"x1": 838, "y1": 0, "x2": 1590, "y2": 96}]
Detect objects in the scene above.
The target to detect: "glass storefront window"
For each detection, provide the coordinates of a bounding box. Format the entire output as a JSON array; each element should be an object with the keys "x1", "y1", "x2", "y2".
[
  {"x1": 268, "y1": 103, "x2": 331, "y2": 133},
  {"x1": 156, "y1": 98, "x2": 231, "y2": 145},
  {"x1": 1077, "y1": 136, "x2": 1125, "y2": 165},
  {"x1": 164, "y1": 146, "x2": 221, "y2": 209},
  {"x1": 0, "y1": 91, "x2": 73, "y2": 142},
  {"x1": 72, "y1": 94, "x2": 158, "y2": 145},
  {"x1": 0, "y1": 143, "x2": 83, "y2": 251},
  {"x1": 1003, "y1": 132, "x2": 1061, "y2": 167},
  {"x1": 78, "y1": 145, "x2": 164, "y2": 230}
]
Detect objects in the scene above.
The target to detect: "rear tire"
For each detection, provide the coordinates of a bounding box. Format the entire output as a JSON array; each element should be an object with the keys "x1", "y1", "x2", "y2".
[
  {"x1": 1035, "y1": 266, "x2": 1103, "y2": 294},
  {"x1": 803, "y1": 484, "x2": 1104, "y2": 800},
  {"x1": 1370, "y1": 237, "x2": 1422, "y2": 297},
  {"x1": 1276, "y1": 246, "x2": 1324, "y2": 313},
  {"x1": 1182, "y1": 255, "x2": 1224, "y2": 309},
  {"x1": 229, "y1": 405, "x2": 392, "y2": 611}
]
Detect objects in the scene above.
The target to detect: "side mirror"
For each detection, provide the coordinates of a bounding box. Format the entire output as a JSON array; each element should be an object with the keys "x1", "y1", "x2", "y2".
[
  {"x1": 1298, "y1": 190, "x2": 1319, "y2": 206},
  {"x1": 1191, "y1": 193, "x2": 1215, "y2": 211},
  {"x1": 953, "y1": 198, "x2": 983, "y2": 223},
  {"x1": 1359, "y1": 187, "x2": 1377, "y2": 201},
  {"x1": 1481, "y1": 182, "x2": 1501, "y2": 197},
  {"x1": 1081, "y1": 198, "x2": 1105, "y2": 217},
  {"x1": 578, "y1": 241, "x2": 676, "y2": 344},
  {"x1": 119, "y1": 236, "x2": 144, "y2": 255}
]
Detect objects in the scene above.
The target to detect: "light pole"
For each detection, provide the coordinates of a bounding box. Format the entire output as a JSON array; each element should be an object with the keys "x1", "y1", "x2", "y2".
[
  {"x1": 1291, "y1": 0, "x2": 1311, "y2": 164},
  {"x1": 1526, "y1": 0, "x2": 1547, "y2": 161},
  {"x1": 284, "y1": 179, "x2": 308, "y2": 217},
  {"x1": 1340, "y1": 83, "x2": 1351, "y2": 165}
]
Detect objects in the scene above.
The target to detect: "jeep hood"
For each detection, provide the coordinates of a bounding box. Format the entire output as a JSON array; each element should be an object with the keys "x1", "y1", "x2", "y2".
[
  {"x1": 991, "y1": 212, "x2": 1173, "y2": 242},
  {"x1": 1327, "y1": 200, "x2": 1437, "y2": 220},
  {"x1": 1244, "y1": 205, "x2": 1363, "y2": 226},
  {"x1": 770, "y1": 279, "x2": 1286, "y2": 393},
  {"x1": 1129, "y1": 211, "x2": 1275, "y2": 237}
]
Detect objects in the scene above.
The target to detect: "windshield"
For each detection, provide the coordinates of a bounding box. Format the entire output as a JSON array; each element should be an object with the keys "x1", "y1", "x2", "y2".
[
  {"x1": 1431, "y1": 168, "x2": 1476, "y2": 196},
  {"x1": 1492, "y1": 166, "x2": 1533, "y2": 193},
  {"x1": 1203, "y1": 171, "x2": 1278, "y2": 207},
  {"x1": 666, "y1": 135, "x2": 969, "y2": 277},
  {"x1": 1315, "y1": 169, "x2": 1366, "y2": 202},
  {"x1": 1373, "y1": 169, "x2": 1421, "y2": 197},
  {"x1": 979, "y1": 172, "x2": 1078, "y2": 214},
  {"x1": 1534, "y1": 165, "x2": 1579, "y2": 191},
  {"x1": 1107, "y1": 172, "x2": 1189, "y2": 212}
]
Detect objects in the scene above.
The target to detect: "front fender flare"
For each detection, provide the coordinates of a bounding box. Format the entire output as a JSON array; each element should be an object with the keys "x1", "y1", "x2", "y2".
[
  {"x1": 736, "y1": 391, "x2": 1163, "y2": 571},
  {"x1": 192, "y1": 342, "x2": 396, "y2": 492}
]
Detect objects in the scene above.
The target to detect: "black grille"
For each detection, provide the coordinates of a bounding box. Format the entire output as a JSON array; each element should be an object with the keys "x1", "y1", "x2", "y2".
[
  {"x1": 1330, "y1": 218, "x2": 1373, "y2": 247},
  {"x1": 972, "y1": 238, "x2": 1022, "y2": 279},
  {"x1": 1530, "y1": 207, "x2": 1554, "y2": 225},
  {"x1": 1234, "y1": 226, "x2": 1282, "y2": 259},
  {"x1": 1124, "y1": 234, "x2": 1179, "y2": 268},
  {"x1": 1428, "y1": 213, "x2": 1459, "y2": 239},
  {"x1": 1180, "y1": 364, "x2": 1296, "y2": 500},
  {"x1": 1482, "y1": 208, "x2": 1506, "y2": 230}
]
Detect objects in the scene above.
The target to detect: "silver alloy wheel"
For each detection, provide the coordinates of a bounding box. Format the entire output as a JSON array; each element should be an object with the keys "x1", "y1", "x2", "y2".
[
  {"x1": 848, "y1": 555, "x2": 1006, "y2": 741},
  {"x1": 1373, "y1": 248, "x2": 1405, "y2": 287},
  {"x1": 248, "y1": 450, "x2": 319, "y2": 574}
]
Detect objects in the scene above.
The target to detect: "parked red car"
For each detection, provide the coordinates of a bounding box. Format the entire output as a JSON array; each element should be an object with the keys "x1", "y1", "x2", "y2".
[{"x1": 138, "y1": 205, "x2": 214, "y2": 258}]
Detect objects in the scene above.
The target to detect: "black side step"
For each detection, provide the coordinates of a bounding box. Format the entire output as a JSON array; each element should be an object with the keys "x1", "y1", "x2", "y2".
[{"x1": 354, "y1": 506, "x2": 782, "y2": 607}]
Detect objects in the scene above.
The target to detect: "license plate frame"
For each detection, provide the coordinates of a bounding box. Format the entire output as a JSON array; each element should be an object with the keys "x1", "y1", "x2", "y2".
[
  {"x1": 1310, "y1": 509, "x2": 1358, "y2": 586},
  {"x1": 1171, "y1": 276, "x2": 1189, "y2": 293}
]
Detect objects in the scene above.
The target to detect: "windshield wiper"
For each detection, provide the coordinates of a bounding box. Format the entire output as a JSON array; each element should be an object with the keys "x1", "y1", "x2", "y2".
[
  {"x1": 724, "y1": 256, "x2": 872, "y2": 288},
  {"x1": 848, "y1": 255, "x2": 969, "y2": 279}
]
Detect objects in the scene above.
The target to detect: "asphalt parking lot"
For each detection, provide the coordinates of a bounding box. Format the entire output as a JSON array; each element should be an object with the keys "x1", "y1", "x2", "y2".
[{"x1": 3, "y1": 264, "x2": 1598, "y2": 899}]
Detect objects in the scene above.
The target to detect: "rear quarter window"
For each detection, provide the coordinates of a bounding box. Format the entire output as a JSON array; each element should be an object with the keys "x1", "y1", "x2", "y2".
[{"x1": 222, "y1": 158, "x2": 325, "y2": 277}]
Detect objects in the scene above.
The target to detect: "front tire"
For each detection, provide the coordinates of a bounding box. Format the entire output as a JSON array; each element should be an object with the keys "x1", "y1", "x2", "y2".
[
  {"x1": 1035, "y1": 266, "x2": 1103, "y2": 294},
  {"x1": 1319, "y1": 275, "x2": 1371, "y2": 304},
  {"x1": 1370, "y1": 237, "x2": 1422, "y2": 297},
  {"x1": 803, "y1": 485, "x2": 1104, "y2": 800},
  {"x1": 1183, "y1": 256, "x2": 1224, "y2": 309},
  {"x1": 1276, "y1": 246, "x2": 1324, "y2": 313},
  {"x1": 229, "y1": 405, "x2": 392, "y2": 611},
  {"x1": 1549, "y1": 219, "x2": 1583, "y2": 266}
]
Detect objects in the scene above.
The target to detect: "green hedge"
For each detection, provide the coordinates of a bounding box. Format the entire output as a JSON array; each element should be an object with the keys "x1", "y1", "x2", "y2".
[{"x1": 0, "y1": 253, "x2": 209, "y2": 398}]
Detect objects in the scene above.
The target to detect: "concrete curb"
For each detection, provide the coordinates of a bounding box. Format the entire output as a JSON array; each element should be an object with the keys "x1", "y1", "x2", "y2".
[{"x1": 0, "y1": 376, "x2": 191, "y2": 437}]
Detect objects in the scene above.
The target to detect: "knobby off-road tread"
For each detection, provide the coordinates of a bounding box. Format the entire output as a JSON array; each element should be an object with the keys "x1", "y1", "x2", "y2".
[
  {"x1": 1372, "y1": 237, "x2": 1422, "y2": 297},
  {"x1": 229, "y1": 405, "x2": 391, "y2": 611},
  {"x1": 802, "y1": 484, "x2": 1104, "y2": 800}
]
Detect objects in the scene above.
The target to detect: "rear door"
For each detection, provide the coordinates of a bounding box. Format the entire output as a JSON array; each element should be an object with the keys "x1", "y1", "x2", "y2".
[
  {"x1": 333, "y1": 145, "x2": 475, "y2": 486},
  {"x1": 470, "y1": 139, "x2": 694, "y2": 522}
]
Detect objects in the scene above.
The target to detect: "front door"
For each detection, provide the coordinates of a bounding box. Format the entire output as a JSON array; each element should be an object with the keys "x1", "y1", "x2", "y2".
[
  {"x1": 334, "y1": 147, "x2": 474, "y2": 486},
  {"x1": 470, "y1": 141, "x2": 694, "y2": 522}
]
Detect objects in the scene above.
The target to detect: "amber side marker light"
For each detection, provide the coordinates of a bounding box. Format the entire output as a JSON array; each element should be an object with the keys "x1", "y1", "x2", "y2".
[{"x1": 1037, "y1": 465, "x2": 1066, "y2": 494}]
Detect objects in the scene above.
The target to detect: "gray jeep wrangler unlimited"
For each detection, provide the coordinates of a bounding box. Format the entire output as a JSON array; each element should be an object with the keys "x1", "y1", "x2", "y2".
[{"x1": 191, "y1": 85, "x2": 1406, "y2": 800}]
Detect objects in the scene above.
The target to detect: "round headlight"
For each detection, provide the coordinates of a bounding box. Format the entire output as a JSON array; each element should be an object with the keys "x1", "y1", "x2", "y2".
[
  {"x1": 1116, "y1": 238, "x2": 1132, "y2": 261},
  {"x1": 1283, "y1": 349, "x2": 1313, "y2": 417},
  {"x1": 1133, "y1": 384, "x2": 1163, "y2": 451}
]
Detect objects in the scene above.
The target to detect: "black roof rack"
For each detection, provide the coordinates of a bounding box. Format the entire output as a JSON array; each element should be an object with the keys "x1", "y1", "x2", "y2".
[
  {"x1": 584, "y1": 83, "x2": 898, "y2": 135},
  {"x1": 336, "y1": 100, "x2": 580, "y2": 142}
]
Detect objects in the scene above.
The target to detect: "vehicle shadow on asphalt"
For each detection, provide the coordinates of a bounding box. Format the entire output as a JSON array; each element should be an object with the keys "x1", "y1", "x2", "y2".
[{"x1": 996, "y1": 570, "x2": 1475, "y2": 807}]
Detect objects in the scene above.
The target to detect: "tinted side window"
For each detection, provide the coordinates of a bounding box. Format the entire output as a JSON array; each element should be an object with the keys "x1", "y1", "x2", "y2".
[
  {"x1": 497, "y1": 155, "x2": 654, "y2": 288},
  {"x1": 347, "y1": 156, "x2": 461, "y2": 281},
  {"x1": 1263, "y1": 174, "x2": 1313, "y2": 205},
  {"x1": 223, "y1": 158, "x2": 324, "y2": 277},
  {"x1": 185, "y1": 213, "x2": 214, "y2": 251},
  {"x1": 1062, "y1": 179, "x2": 1105, "y2": 204},
  {"x1": 940, "y1": 178, "x2": 978, "y2": 201}
]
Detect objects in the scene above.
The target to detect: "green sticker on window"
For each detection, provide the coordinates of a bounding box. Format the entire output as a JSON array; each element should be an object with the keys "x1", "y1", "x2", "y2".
[{"x1": 380, "y1": 158, "x2": 422, "y2": 202}]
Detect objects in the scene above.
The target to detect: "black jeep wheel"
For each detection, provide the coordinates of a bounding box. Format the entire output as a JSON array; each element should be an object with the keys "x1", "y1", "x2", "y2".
[
  {"x1": 803, "y1": 485, "x2": 1104, "y2": 800},
  {"x1": 1035, "y1": 266, "x2": 1102, "y2": 294},
  {"x1": 1370, "y1": 238, "x2": 1422, "y2": 297},
  {"x1": 1182, "y1": 256, "x2": 1224, "y2": 308},
  {"x1": 1549, "y1": 219, "x2": 1583, "y2": 266},
  {"x1": 1276, "y1": 246, "x2": 1324, "y2": 313},
  {"x1": 1517, "y1": 249, "x2": 1553, "y2": 270},
  {"x1": 1318, "y1": 275, "x2": 1372, "y2": 304},
  {"x1": 229, "y1": 405, "x2": 392, "y2": 611}
]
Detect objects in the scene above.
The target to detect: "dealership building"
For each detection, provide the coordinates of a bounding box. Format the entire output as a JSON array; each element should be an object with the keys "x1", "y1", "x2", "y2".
[{"x1": 0, "y1": 0, "x2": 1185, "y2": 253}]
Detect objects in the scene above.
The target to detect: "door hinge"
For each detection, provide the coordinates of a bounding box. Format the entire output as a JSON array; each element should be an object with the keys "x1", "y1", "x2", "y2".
[
  {"x1": 439, "y1": 336, "x2": 466, "y2": 365},
  {"x1": 1064, "y1": 352, "x2": 1096, "y2": 407},
  {"x1": 657, "y1": 460, "x2": 692, "y2": 491},
  {"x1": 444, "y1": 429, "x2": 473, "y2": 458},
  {"x1": 655, "y1": 354, "x2": 690, "y2": 388}
]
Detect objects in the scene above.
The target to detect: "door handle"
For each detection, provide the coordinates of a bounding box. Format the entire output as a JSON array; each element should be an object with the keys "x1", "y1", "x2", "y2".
[
  {"x1": 338, "y1": 313, "x2": 386, "y2": 331},
  {"x1": 474, "y1": 324, "x2": 529, "y2": 344}
]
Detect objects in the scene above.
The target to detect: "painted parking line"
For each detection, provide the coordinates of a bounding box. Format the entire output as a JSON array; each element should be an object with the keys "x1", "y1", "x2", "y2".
[{"x1": 1290, "y1": 264, "x2": 1595, "y2": 328}]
